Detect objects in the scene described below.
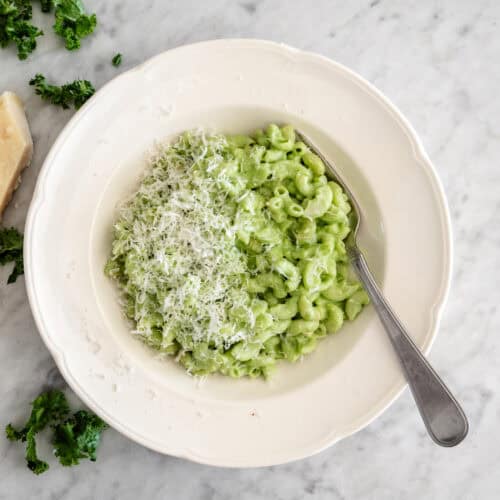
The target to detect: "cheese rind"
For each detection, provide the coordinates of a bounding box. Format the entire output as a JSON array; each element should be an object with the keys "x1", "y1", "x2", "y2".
[{"x1": 0, "y1": 91, "x2": 33, "y2": 218}]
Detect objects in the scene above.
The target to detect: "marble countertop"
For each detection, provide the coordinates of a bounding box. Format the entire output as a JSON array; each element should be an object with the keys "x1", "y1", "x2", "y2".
[{"x1": 1, "y1": 0, "x2": 498, "y2": 498}]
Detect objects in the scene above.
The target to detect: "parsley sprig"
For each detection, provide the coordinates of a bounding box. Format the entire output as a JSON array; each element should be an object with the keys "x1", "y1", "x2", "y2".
[
  {"x1": 30, "y1": 73, "x2": 95, "y2": 109},
  {"x1": 53, "y1": 410, "x2": 108, "y2": 466},
  {"x1": 40, "y1": 0, "x2": 97, "y2": 50},
  {"x1": 6, "y1": 390, "x2": 70, "y2": 474},
  {"x1": 0, "y1": 0, "x2": 43, "y2": 59},
  {"x1": 1, "y1": 0, "x2": 97, "y2": 59},
  {"x1": 6, "y1": 390, "x2": 108, "y2": 474}
]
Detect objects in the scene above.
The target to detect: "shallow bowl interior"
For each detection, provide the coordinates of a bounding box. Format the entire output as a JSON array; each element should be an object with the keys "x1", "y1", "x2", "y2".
[{"x1": 90, "y1": 105, "x2": 386, "y2": 401}]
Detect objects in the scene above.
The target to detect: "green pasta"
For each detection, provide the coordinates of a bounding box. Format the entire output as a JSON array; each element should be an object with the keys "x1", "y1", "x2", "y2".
[{"x1": 105, "y1": 124, "x2": 369, "y2": 378}]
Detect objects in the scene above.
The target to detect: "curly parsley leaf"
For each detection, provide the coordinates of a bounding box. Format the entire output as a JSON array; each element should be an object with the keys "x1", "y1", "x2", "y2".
[
  {"x1": 6, "y1": 390, "x2": 108, "y2": 474},
  {"x1": 111, "y1": 52, "x2": 121, "y2": 67},
  {"x1": 0, "y1": 0, "x2": 43, "y2": 59},
  {"x1": 30, "y1": 73, "x2": 95, "y2": 109},
  {"x1": 0, "y1": 227, "x2": 24, "y2": 284},
  {"x1": 6, "y1": 390, "x2": 70, "y2": 441},
  {"x1": 52, "y1": 0, "x2": 96, "y2": 50},
  {"x1": 5, "y1": 390, "x2": 70, "y2": 474},
  {"x1": 52, "y1": 410, "x2": 108, "y2": 466}
]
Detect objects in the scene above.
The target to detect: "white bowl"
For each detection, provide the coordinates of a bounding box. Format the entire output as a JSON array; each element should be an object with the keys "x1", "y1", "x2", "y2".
[{"x1": 25, "y1": 39, "x2": 452, "y2": 467}]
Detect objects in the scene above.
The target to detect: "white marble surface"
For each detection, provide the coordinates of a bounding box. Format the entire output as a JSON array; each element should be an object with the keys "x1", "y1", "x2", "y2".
[{"x1": 1, "y1": 0, "x2": 499, "y2": 498}]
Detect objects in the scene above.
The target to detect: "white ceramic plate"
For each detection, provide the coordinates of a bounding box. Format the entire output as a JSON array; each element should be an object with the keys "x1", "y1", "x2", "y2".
[{"x1": 25, "y1": 39, "x2": 452, "y2": 467}]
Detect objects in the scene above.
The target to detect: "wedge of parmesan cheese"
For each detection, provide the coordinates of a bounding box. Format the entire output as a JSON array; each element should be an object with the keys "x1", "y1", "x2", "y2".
[{"x1": 0, "y1": 91, "x2": 33, "y2": 218}]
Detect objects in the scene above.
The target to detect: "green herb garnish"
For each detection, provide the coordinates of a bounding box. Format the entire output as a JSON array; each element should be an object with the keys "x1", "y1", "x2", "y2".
[
  {"x1": 0, "y1": 0, "x2": 43, "y2": 59},
  {"x1": 1, "y1": 0, "x2": 97, "y2": 59},
  {"x1": 52, "y1": 410, "x2": 108, "y2": 466},
  {"x1": 6, "y1": 390, "x2": 108, "y2": 474},
  {"x1": 0, "y1": 227, "x2": 24, "y2": 283},
  {"x1": 111, "y1": 52, "x2": 121, "y2": 67},
  {"x1": 30, "y1": 73, "x2": 95, "y2": 109},
  {"x1": 52, "y1": 0, "x2": 96, "y2": 50},
  {"x1": 6, "y1": 390, "x2": 70, "y2": 474}
]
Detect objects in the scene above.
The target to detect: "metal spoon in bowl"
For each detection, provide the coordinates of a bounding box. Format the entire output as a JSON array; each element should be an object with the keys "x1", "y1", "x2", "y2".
[{"x1": 295, "y1": 130, "x2": 468, "y2": 447}]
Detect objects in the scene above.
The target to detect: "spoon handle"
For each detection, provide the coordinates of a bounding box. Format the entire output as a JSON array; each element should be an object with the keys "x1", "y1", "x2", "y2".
[{"x1": 349, "y1": 247, "x2": 468, "y2": 446}]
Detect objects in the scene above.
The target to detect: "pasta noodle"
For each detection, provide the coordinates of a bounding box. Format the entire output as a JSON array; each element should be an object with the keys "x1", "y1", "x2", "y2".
[{"x1": 105, "y1": 125, "x2": 369, "y2": 378}]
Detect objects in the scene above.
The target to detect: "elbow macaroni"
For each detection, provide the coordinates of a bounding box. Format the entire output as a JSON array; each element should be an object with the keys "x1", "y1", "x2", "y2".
[{"x1": 106, "y1": 124, "x2": 369, "y2": 379}]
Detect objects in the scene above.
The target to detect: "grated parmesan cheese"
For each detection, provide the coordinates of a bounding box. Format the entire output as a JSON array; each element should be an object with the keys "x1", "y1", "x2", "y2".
[{"x1": 106, "y1": 131, "x2": 255, "y2": 353}]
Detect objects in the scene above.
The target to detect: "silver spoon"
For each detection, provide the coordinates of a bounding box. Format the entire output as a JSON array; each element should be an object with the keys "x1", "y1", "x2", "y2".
[{"x1": 296, "y1": 130, "x2": 468, "y2": 447}]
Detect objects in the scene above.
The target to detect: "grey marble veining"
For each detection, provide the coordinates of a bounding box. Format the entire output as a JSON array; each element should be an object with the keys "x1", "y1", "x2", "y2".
[{"x1": 1, "y1": 0, "x2": 499, "y2": 498}]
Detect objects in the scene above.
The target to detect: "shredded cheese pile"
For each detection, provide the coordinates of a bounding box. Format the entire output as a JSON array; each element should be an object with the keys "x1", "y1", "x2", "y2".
[{"x1": 106, "y1": 132, "x2": 254, "y2": 352}]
